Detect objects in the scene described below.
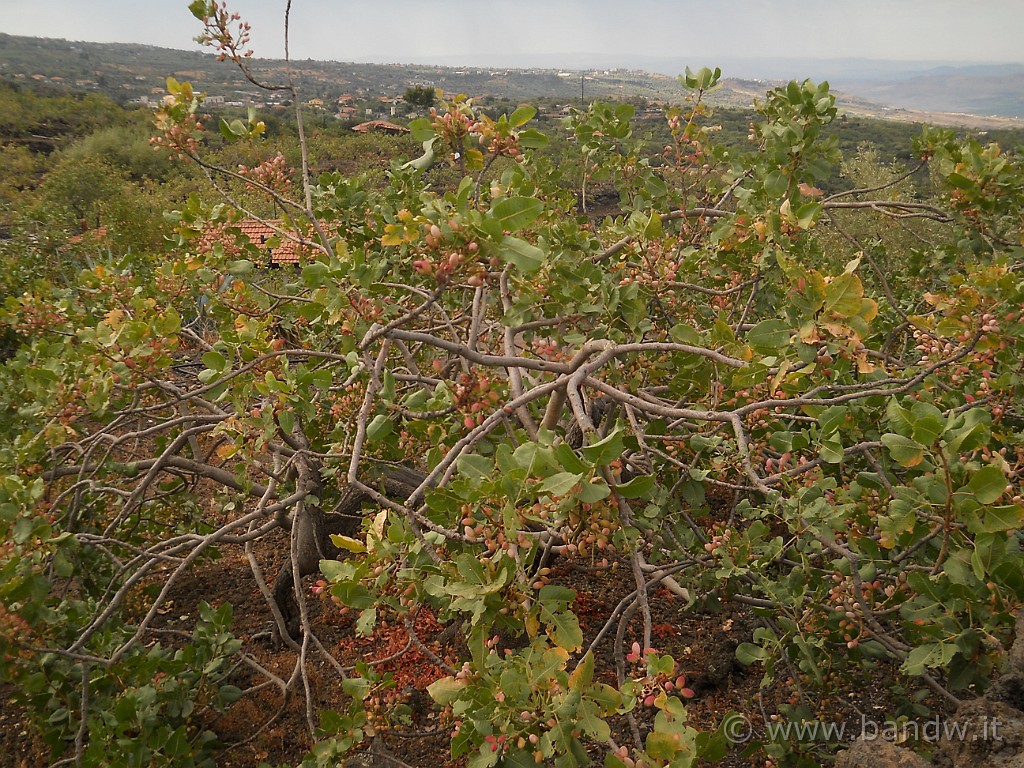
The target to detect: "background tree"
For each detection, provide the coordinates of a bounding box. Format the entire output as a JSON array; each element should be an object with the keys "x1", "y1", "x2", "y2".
[{"x1": 403, "y1": 84, "x2": 437, "y2": 111}]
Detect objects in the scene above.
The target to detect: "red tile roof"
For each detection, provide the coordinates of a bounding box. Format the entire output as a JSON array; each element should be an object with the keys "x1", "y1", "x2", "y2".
[
  {"x1": 67, "y1": 226, "x2": 109, "y2": 245},
  {"x1": 352, "y1": 120, "x2": 410, "y2": 135},
  {"x1": 199, "y1": 219, "x2": 312, "y2": 266}
]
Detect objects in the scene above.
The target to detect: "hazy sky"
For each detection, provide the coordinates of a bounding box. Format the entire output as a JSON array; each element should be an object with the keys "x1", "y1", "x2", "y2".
[{"x1": 4, "y1": 0, "x2": 1023, "y2": 65}]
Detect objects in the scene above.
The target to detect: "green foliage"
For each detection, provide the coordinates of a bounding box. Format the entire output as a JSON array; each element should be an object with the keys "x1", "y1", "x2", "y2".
[
  {"x1": 3, "y1": 591, "x2": 241, "y2": 767},
  {"x1": 431, "y1": 641, "x2": 623, "y2": 768},
  {"x1": 0, "y1": 80, "x2": 126, "y2": 146},
  {"x1": 403, "y1": 85, "x2": 437, "y2": 111},
  {"x1": 61, "y1": 121, "x2": 180, "y2": 181}
]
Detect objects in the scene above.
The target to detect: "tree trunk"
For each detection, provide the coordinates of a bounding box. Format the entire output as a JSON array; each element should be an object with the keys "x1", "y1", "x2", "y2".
[{"x1": 272, "y1": 463, "x2": 426, "y2": 640}]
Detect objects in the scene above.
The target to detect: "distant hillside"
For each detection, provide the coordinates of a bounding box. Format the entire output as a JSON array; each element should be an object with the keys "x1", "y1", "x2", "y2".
[
  {"x1": 0, "y1": 33, "x2": 687, "y2": 105},
  {"x1": 829, "y1": 64, "x2": 1024, "y2": 118},
  {"x1": 390, "y1": 51, "x2": 1024, "y2": 119},
  {"x1": 1, "y1": 33, "x2": 1021, "y2": 129}
]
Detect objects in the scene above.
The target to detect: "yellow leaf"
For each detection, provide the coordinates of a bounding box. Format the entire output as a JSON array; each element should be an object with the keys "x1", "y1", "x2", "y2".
[
  {"x1": 858, "y1": 298, "x2": 879, "y2": 323},
  {"x1": 820, "y1": 320, "x2": 853, "y2": 338},
  {"x1": 549, "y1": 646, "x2": 570, "y2": 663},
  {"x1": 856, "y1": 353, "x2": 877, "y2": 374},
  {"x1": 771, "y1": 360, "x2": 792, "y2": 393},
  {"x1": 798, "y1": 182, "x2": 824, "y2": 198},
  {"x1": 330, "y1": 534, "x2": 367, "y2": 554},
  {"x1": 381, "y1": 223, "x2": 413, "y2": 247},
  {"x1": 798, "y1": 322, "x2": 821, "y2": 343},
  {"x1": 367, "y1": 509, "x2": 388, "y2": 555},
  {"x1": 215, "y1": 443, "x2": 238, "y2": 459},
  {"x1": 525, "y1": 613, "x2": 540, "y2": 638}
]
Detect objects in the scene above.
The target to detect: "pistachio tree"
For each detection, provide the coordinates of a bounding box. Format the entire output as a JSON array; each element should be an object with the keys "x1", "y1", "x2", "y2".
[{"x1": 1, "y1": 2, "x2": 1022, "y2": 766}]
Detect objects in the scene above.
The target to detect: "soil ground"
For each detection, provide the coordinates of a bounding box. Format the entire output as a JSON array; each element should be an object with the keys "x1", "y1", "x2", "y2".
[
  {"x1": 0, "y1": 519, "x2": 934, "y2": 768},
  {"x1": 0, "y1": 455, "x2": 954, "y2": 768}
]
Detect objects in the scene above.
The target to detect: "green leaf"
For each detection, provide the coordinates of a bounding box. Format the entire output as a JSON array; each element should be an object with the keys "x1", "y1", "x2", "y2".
[
  {"x1": 577, "y1": 700, "x2": 610, "y2": 741},
  {"x1": 644, "y1": 211, "x2": 663, "y2": 239},
  {"x1": 763, "y1": 170, "x2": 788, "y2": 197},
  {"x1": 944, "y1": 408, "x2": 990, "y2": 453},
  {"x1": 427, "y1": 676, "x2": 466, "y2": 706},
  {"x1": 356, "y1": 607, "x2": 377, "y2": 636},
  {"x1": 468, "y1": 748, "x2": 501, "y2": 768},
  {"x1": 881, "y1": 433, "x2": 927, "y2": 468},
  {"x1": 577, "y1": 480, "x2": 610, "y2": 503},
  {"x1": 683, "y1": 66, "x2": 721, "y2": 90},
  {"x1": 319, "y1": 559, "x2": 346, "y2": 581},
  {"x1": 886, "y1": 398, "x2": 915, "y2": 437},
  {"x1": 794, "y1": 200, "x2": 821, "y2": 229},
  {"x1": 406, "y1": 118, "x2": 435, "y2": 143},
  {"x1": 645, "y1": 173, "x2": 668, "y2": 200},
  {"x1": 499, "y1": 235, "x2": 545, "y2": 273},
  {"x1": 971, "y1": 542, "x2": 993, "y2": 582},
  {"x1": 615, "y1": 474, "x2": 656, "y2": 499},
  {"x1": 823, "y1": 273, "x2": 864, "y2": 318},
  {"x1": 457, "y1": 453, "x2": 493, "y2": 480},
  {"x1": 968, "y1": 505, "x2": 1024, "y2": 534},
  {"x1": 746, "y1": 319, "x2": 791, "y2": 350},
  {"x1": 381, "y1": 369, "x2": 395, "y2": 402},
  {"x1": 189, "y1": 1, "x2": 210, "y2": 20},
  {"x1": 301, "y1": 260, "x2": 331, "y2": 285},
  {"x1": 901, "y1": 642, "x2": 957, "y2": 676},
  {"x1": 310, "y1": 369, "x2": 333, "y2": 391},
  {"x1": 227, "y1": 259, "x2": 253, "y2": 275},
  {"x1": 818, "y1": 435, "x2": 844, "y2": 465},
  {"x1": 855, "y1": 472, "x2": 885, "y2": 490},
  {"x1": 817, "y1": 405, "x2": 848, "y2": 436},
  {"x1": 218, "y1": 117, "x2": 240, "y2": 142},
  {"x1": 329, "y1": 581, "x2": 375, "y2": 610},
  {"x1": 511, "y1": 441, "x2": 542, "y2": 471},
  {"x1": 218, "y1": 684, "x2": 243, "y2": 704},
  {"x1": 502, "y1": 750, "x2": 539, "y2": 768},
  {"x1": 910, "y1": 401, "x2": 945, "y2": 446},
  {"x1": 945, "y1": 172, "x2": 975, "y2": 190},
  {"x1": 646, "y1": 731, "x2": 681, "y2": 761},
  {"x1": 580, "y1": 429, "x2": 625, "y2": 466},
  {"x1": 536, "y1": 472, "x2": 583, "y2": 497},
  {"x1": 969, "y1": 465, "x2": 1007, "y2": 504},
  {"x1": 499, "y1": 667, "x2": 530, "y2": 702},
  {"x1": 540, "y1": 605, "x2": 582, "y2": 652},
  {"x1": 51, "y1": 550, "x2": 74, "y2": 578},
  {"x1": 518, "y1": 128, "x2": 549, "y2": 149},
  {"x1": 403, "y1": 388, "x2": 429, "y2": 410},
  {"x1": 669, "y1": 323, "x2": 701, "y2": 345},
  {"x1": 570, "y1": 650, "x2": 596, "y2": 690},
  {"x1": 509, "y1": 105, "x2": 537, "y2": 127},
  {"x1": 201, "y1": 350, "x2": 227, "y2": 372},
  {"x1": 735, "y1": 642, "x2": 767, "y2": 665},
  {"x1": 277, "y1": 409, "x2": 295, "y2": 436},
  {"x1": 403, "y1": 138, "x2": 437, "y2": 171},
  {"x1": 553, "y1": 442, "x2": 590, "y2": 474},
  {"x1": 491, "y1": 197, "x2": 544, "y2": 232},
  {"x1": 342, "y1": 676, "x2": 372, "y2": 700},
  {"x1": 366, "y1": 414, "x2": 393, "y2": 442}
]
